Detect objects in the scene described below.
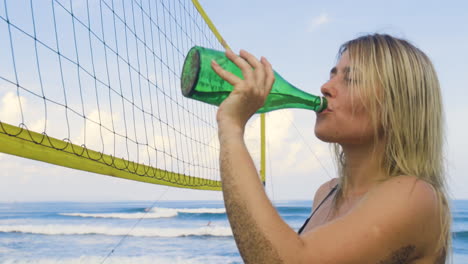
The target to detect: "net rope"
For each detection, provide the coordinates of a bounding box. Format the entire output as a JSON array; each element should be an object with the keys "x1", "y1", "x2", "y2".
[{"x1": 0, "y1": 0, "x2": 258, "y2": 190}]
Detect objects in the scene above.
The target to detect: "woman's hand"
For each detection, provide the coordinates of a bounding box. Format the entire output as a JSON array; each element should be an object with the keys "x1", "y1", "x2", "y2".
[{"x1": 211, "y1": 49, "x2": 275, "y2": 133}]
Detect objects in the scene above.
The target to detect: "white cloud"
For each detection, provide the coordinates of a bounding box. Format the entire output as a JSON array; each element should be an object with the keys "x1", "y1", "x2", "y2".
[
  {"x1": 307, "y1": 13, "x2": 330, "y2": 32},
  {"x1": 243, "y1": 110, "x2": 332, "y2": 181},
  {"x1": 0, "y1": 91, "x2": 25, "y2": 125},
  {"x1": 0, "y1": 90, "x2": 47, "y2": 133},
  {"x1": 72, "y1": 109, "x2": 119, "y2": 152}
]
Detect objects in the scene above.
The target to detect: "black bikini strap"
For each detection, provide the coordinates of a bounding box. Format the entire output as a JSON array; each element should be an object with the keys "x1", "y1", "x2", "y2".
[{"x1": 297, "y1": 184, "x2": 338, "y2": 234}]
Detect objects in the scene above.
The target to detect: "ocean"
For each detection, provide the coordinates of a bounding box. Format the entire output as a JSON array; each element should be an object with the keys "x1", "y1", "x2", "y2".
[{"x1": 0, "y1": 200, "x2": 467, "y2": 264}]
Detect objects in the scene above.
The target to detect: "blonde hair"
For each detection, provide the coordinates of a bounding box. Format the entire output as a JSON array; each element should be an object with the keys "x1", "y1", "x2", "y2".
[{"x1": 331, "y1": 34, "x2": 451, "y2": 261}]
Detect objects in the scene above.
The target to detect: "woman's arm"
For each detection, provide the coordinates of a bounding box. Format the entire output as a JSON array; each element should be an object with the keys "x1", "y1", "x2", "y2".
[
  {"x1": 214, "y1": 49, "x2": 303, "y2": 262},
  {"x1": 218, "y1": 127, "x2": 305, "y2": 263}
]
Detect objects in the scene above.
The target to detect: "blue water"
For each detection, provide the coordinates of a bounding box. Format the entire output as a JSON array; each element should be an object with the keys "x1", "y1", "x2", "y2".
[{"x1": 0, "y1": 200, "x2": 467, "y2": 263}]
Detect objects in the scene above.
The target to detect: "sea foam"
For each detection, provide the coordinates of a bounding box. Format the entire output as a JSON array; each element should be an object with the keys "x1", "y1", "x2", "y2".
[
  {"x1": 0, "y1": 224, "x2": 233, "y2": 237},
  {"x1": 0, "y1": 255, "x2": 240, "y2": 264},
  {"x1": 59, "y1": 207, "x2": 226, "y2": 219}
]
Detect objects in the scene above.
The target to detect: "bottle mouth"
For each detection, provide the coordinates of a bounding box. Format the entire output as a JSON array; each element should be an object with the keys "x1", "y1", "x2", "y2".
[
  {"x1": 318, "y1": 97, "x2": 328, "y2": 112},
  {"x1": 181, "y1": 46, "x2": 201, "y2": 97}
]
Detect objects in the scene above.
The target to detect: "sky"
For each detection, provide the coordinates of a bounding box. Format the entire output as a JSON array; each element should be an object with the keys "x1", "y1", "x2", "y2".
[{"x1": 0, "y1": 0, "x2": 467, "y2": 202}]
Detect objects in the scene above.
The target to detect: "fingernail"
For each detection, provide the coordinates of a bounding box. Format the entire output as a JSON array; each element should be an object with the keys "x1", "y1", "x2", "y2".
[{"x1": 211, "y1": 59, "x2": 218, "y2": 65}]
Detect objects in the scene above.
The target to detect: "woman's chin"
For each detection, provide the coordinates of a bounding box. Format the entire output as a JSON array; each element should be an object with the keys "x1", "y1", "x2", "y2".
[{"x1": 314, "y1": 128, "x2": 336, "y2": 143}]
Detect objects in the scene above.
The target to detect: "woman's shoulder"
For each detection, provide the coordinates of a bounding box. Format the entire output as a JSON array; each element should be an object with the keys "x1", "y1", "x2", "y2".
[
  {"x1": 374, "y1": 175, "x2": 438, "y2": 206},
  {"x1": 300, "y1": 175, "x2": 443, "y2": 263},
  {"x1": 368, "y1": 175, "x2": 439, "y2": 218},
  {"x1": 312, "y1": 178, "x2": 339, "y2": 208},
  {"x1": 365, "y1": 175, "x2": 442, "y2": 252}
]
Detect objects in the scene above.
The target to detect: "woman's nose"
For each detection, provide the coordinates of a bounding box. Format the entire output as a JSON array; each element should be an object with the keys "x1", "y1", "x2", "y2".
[{"x1": 320, "y1": 79, "x2": 335, "y2": 98}]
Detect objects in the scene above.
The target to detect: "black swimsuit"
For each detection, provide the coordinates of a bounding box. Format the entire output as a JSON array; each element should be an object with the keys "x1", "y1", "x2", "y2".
[{"x1": 297, "y1": 184, "x2": 338, "y2": 234}]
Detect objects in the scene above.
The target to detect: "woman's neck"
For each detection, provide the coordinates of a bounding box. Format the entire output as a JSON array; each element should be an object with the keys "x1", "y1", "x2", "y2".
[{"x1": 341, "y1": 141, "x2": 387, "y2": 197}]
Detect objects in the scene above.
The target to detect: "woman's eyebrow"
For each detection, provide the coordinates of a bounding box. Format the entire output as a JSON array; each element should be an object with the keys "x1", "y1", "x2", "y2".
[
  {"x1": 330, "y1": 66, "x2": 351, "y2": 76},
  {"x1": 343, "y1": 66, "x2": 351, "y2": 74}
]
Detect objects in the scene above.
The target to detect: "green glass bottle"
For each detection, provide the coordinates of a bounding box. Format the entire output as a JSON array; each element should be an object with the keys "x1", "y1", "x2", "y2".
[{"x1": 181, "y1": 46, "x2": 327, "y2": 113}]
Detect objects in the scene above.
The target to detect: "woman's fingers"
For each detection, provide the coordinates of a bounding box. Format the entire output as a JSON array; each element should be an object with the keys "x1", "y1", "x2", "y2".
[
  {"x1": 212, "y1": 49, "x2": 274, "y2": 128},
  {"x1": 225, "y1": 49, "x2": 254, "y2": 82},
  {"x1": 239, "y1": 50, "x2": 266, "y2": 89},
  {"x1": 239, "y1": 50, "x2": 262, "y2": 68},
  {"x1": 212, "y1": 49, "x2": 272, "y2": 96},
  {"x1": 211, "y1": 60, "x2": 242, "y2": 86}
]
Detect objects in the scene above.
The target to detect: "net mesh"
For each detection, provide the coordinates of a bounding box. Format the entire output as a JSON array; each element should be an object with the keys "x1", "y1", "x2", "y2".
[{"x1": 0, "y1": 0, "x2": 254, "y2": 190}]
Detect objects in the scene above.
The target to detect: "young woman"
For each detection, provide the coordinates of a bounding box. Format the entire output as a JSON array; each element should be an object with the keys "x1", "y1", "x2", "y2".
[{"x1": 211, "y1": 33, "x2": 451, "y2": 263}]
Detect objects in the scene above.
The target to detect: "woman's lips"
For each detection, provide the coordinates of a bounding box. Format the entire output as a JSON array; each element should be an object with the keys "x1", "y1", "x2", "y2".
[{"x1": 320, "y1": 108, "x2": 333, "y2": 114}]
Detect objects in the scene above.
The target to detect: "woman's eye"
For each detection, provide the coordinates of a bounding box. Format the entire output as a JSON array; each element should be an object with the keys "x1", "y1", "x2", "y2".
[{"x1": 344, "y1": 76, "x2": 358, "y2": 84}]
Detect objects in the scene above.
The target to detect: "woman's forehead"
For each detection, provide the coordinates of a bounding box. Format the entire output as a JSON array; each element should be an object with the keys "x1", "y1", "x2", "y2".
[
  {"x1": 337, "y1": 51, "x2": 350, "y2": 67},
  {"x1": 330, "y1": 51, "x2": 351, "y2": 76}
]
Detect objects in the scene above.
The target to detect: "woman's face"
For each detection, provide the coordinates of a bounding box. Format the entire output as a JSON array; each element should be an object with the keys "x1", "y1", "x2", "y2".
[{"x1": 314, "y1": 51, "x2": 376, "y2": 146}]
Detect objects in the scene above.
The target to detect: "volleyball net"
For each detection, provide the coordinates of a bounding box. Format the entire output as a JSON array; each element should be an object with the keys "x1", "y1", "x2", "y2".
[{"x1": 0, "y1": 0, "x2": 261, "y2": 190}]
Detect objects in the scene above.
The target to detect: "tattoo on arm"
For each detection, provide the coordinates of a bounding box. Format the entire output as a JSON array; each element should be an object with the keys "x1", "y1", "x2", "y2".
[
  {"x1": 377, "y1": 245, "x2": 416, "y2": 264},
  {"x1": 224, "y1": 195, "x2": 283, "y2": 264},
  {"x1": 221, "y1": 152, "x2": 283, "y2": 264}
]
